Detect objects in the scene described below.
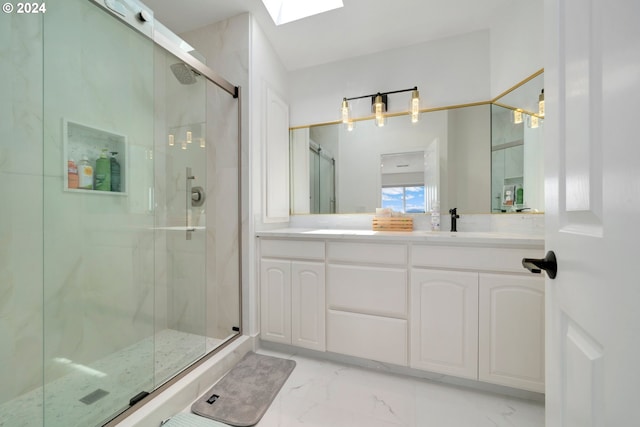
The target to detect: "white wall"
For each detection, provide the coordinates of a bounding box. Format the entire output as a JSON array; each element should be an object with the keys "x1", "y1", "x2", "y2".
[
  {"x1": 288, "y1": 30, "x2": 491, "y2": 126},
  {"x1": 490, "y1": 0, "x2": 544, "y2": 97},
  {"x1": 247, "y1": 16, "x2": 290, "y2": 336}
]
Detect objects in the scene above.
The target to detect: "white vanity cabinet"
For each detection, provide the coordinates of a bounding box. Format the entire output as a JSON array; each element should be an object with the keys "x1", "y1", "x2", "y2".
[
  {"x1": 478, "y1": 273, "x2": 545, "y2": 393},
  {"x1": 410, "y1": 269, "x2": 479, "y2": 379},
  {"x1": 257, "y1": 231, "x2": 545, "y2": 394},
  {"x1": 410, "y1": 244, "x2": 545, "y2": 391},
  {"x1": 259, "y1": 239, "x2": 326, "y2": 351},
  {"x1": 326, "y1": 242, "x2": 408, "y2": 366}
]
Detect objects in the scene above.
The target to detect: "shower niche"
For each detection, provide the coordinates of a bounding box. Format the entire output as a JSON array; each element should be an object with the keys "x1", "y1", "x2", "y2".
[{"x1": 63, "y1": 119, "x2": 128, "y2": 194}]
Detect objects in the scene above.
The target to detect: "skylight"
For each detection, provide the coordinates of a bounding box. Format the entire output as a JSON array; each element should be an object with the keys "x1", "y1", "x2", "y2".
[{"x1": 261, "y1": 0, "x2": 344, "y2": 26}]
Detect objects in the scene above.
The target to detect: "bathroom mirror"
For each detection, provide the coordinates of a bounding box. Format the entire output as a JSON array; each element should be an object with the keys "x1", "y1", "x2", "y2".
[
  {"x1": 491, "y1": 71, "x2": 544, "y2": 213},
  {"x1": 290, "y1": 104, "x2": 491, "y2": 215},
  {"x1": 289, "y1": 71, "x2": 544, "y2": 215}
]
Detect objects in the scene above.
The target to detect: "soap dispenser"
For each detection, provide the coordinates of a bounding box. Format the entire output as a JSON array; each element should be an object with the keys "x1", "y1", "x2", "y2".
[{"x1": 430, "y1": 201, "x2": 441, "y2": 231}]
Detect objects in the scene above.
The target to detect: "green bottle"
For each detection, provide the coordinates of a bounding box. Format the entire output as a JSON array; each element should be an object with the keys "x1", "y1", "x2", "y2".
[
  {"x1": 94, "y1": 148, "x2": 111, "y2": 191},
  {"x1": 516, "y1": 186, "x2": 524, "y2": 205}
]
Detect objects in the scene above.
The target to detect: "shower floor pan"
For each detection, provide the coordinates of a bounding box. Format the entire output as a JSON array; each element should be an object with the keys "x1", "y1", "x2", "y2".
[{"x1": 0, "y1": 329, "x2": 226, "y2": 427}]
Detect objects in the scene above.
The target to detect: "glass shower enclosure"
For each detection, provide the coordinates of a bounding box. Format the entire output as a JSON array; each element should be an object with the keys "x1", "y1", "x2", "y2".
[{"x1": 0, "y1": 0, "x2": 241, "y2": 425}]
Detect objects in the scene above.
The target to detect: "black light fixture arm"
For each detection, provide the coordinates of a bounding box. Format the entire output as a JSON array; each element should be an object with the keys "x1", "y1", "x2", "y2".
[{"x1": 343, "y1": 86, "x2": 418, "y2": 101}]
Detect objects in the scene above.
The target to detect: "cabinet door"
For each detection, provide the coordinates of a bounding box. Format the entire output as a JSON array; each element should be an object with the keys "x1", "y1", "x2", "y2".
[
  {"x1": 479, "y1": 273, "x2": 544, "y2": 392},
  {"x1": 410, "y1": 269, "x2": 478, "y2": 379},
  {"x1": 291, "y1": 261, "x2": 325, "y2": 351},
  {"x1": 260, "y1": 259, "x2": 291, "y2": 344}
]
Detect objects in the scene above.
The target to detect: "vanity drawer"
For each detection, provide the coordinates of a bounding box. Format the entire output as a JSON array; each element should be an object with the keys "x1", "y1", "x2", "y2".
[
  {"x1": 327, "y1": 242, "x2": 407, "y2": 265},
  {"x1": 327, "y1": 309, "x2": 407, "y2": 366},
  {"x1": 260, "y1": 239, "x2": 325, "y2": 260},
  {"x1": 411, "y1": 245, "x2": 544, "y2": 273},
  {"x1": 327, "y1": 264, "x2": 407, "y2": 318}
]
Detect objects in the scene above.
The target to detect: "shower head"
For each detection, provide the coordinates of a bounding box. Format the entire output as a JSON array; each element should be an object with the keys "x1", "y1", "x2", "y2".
[{"x1": 170, "y1": 63, "x2": 200, "y2": 85}]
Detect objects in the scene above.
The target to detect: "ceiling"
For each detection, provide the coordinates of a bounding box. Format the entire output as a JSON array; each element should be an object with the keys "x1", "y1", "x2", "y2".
[{"x1": 142, "y1": 0, "x2": 513, "y2": 71}]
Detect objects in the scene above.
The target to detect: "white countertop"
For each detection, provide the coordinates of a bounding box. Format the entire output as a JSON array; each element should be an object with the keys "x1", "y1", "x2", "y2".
[{"x1": 256, "y1": 228, "x2": 544, "y2": 248}]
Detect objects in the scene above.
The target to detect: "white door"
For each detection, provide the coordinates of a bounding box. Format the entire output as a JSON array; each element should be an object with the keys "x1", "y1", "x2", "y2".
[{"x1": 545, "y1": 0, "x2": 640, "y2": 425}]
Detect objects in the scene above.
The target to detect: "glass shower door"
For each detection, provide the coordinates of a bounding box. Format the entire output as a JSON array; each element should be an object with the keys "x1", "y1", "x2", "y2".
[
  {"x1": 153, "y1": 44, "x2": 208, "y2": 386},
  {"x1": 43, "y1": 0, "x2": 156, "y2": 425}
]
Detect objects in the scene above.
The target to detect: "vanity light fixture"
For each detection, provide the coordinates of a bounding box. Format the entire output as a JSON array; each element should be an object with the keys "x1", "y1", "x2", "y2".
[
  {"x1": 340, "y1": 86, "x2": 420, "y2": 128},
  {"x1": 538, "y1": 89, "x2": 545, "y2": 117}
]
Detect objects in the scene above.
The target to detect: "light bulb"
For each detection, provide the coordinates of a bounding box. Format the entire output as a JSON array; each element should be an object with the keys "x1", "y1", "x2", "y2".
[
  {"x1": 199, "y1": 138, "x2": 205, "y2": 148},
  {"x1": 340, "y1": 98, "x2": 350, "y2": 124},
  {"x1": 530, "y1": 115, "x2": 539, "y2": 128},
  {"x1": 513, "y1": 110, "x2": 523, "y2": 124},
  {"x1": 186, "y1": 131, "x2": 192, "y2": 143},
  {"x1": 168, "y1": 134, "x2": 175, "y2": 146},
  {"x1": 374, "y1": 94, "x2": 386, "y2": 127},
  {"x1": 538, "y1": 89, "x2": 545, "y2": 117},
  {"x1": 410, "y1": 89, "x2": 420, "y2": 123},
  {"x1": 181, "y1": 141, "x2": 187, "y2": 150}
]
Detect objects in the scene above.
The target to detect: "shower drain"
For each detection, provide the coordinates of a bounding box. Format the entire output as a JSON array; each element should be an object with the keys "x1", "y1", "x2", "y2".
[{"x1": 79, "y1": 388, "x2": 110, "y2": 405}]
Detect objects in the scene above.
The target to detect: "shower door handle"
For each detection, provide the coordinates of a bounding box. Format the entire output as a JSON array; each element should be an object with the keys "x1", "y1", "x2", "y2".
[{"x1": 186, "y1": 167, "x2": 196, "y2": 240}]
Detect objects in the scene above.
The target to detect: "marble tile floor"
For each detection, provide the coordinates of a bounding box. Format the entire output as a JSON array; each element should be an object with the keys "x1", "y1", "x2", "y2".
[
  {"x1": 180, "y1": 348, "x2": 545, "y2": 427},
  {"x1": 0, "y1": 330, "x2": 225, "y2": 427}
]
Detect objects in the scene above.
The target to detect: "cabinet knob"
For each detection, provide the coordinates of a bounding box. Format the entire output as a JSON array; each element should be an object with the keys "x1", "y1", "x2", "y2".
[{"x1": 522, "y1": 251, "x2": 557, "y2": 279}]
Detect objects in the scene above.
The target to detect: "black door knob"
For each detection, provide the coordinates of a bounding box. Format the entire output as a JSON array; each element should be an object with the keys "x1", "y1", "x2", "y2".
[{"x1": 522, "y1": 251, "x2": 557, "y2": 279}]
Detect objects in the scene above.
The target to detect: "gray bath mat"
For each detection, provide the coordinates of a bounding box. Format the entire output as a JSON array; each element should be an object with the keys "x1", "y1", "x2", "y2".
[{"x1": 191, "y1": 351, "x2": 296, "y2": 426}]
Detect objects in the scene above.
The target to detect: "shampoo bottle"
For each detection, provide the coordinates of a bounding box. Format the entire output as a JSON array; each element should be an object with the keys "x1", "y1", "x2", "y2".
[
  {"x1": 78, "y1": 156, "x2": 93, "y2": 190},
  {"x1": 94, "y1": 148, "x2": 111, "y2": 191}
]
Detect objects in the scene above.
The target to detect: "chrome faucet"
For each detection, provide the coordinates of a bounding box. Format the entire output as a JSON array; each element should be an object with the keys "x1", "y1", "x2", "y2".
[{"x1": 449, "y1": 208, "x2": 459, "y2": 232}]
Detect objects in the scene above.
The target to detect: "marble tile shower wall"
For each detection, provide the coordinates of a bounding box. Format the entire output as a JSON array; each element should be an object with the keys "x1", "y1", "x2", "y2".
[
  {"x1": 156, "y1": 45, "x2": 208, "y2": 337},
  {"x1": 205, "y1": 83, "x2": 241, "y2": 341},
  {"x1": 0, "y1": 12, "x2": 44, "y2": 414},
  {"x1": 182, "y1": 14, "x2": 249, "y2": 342}
]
